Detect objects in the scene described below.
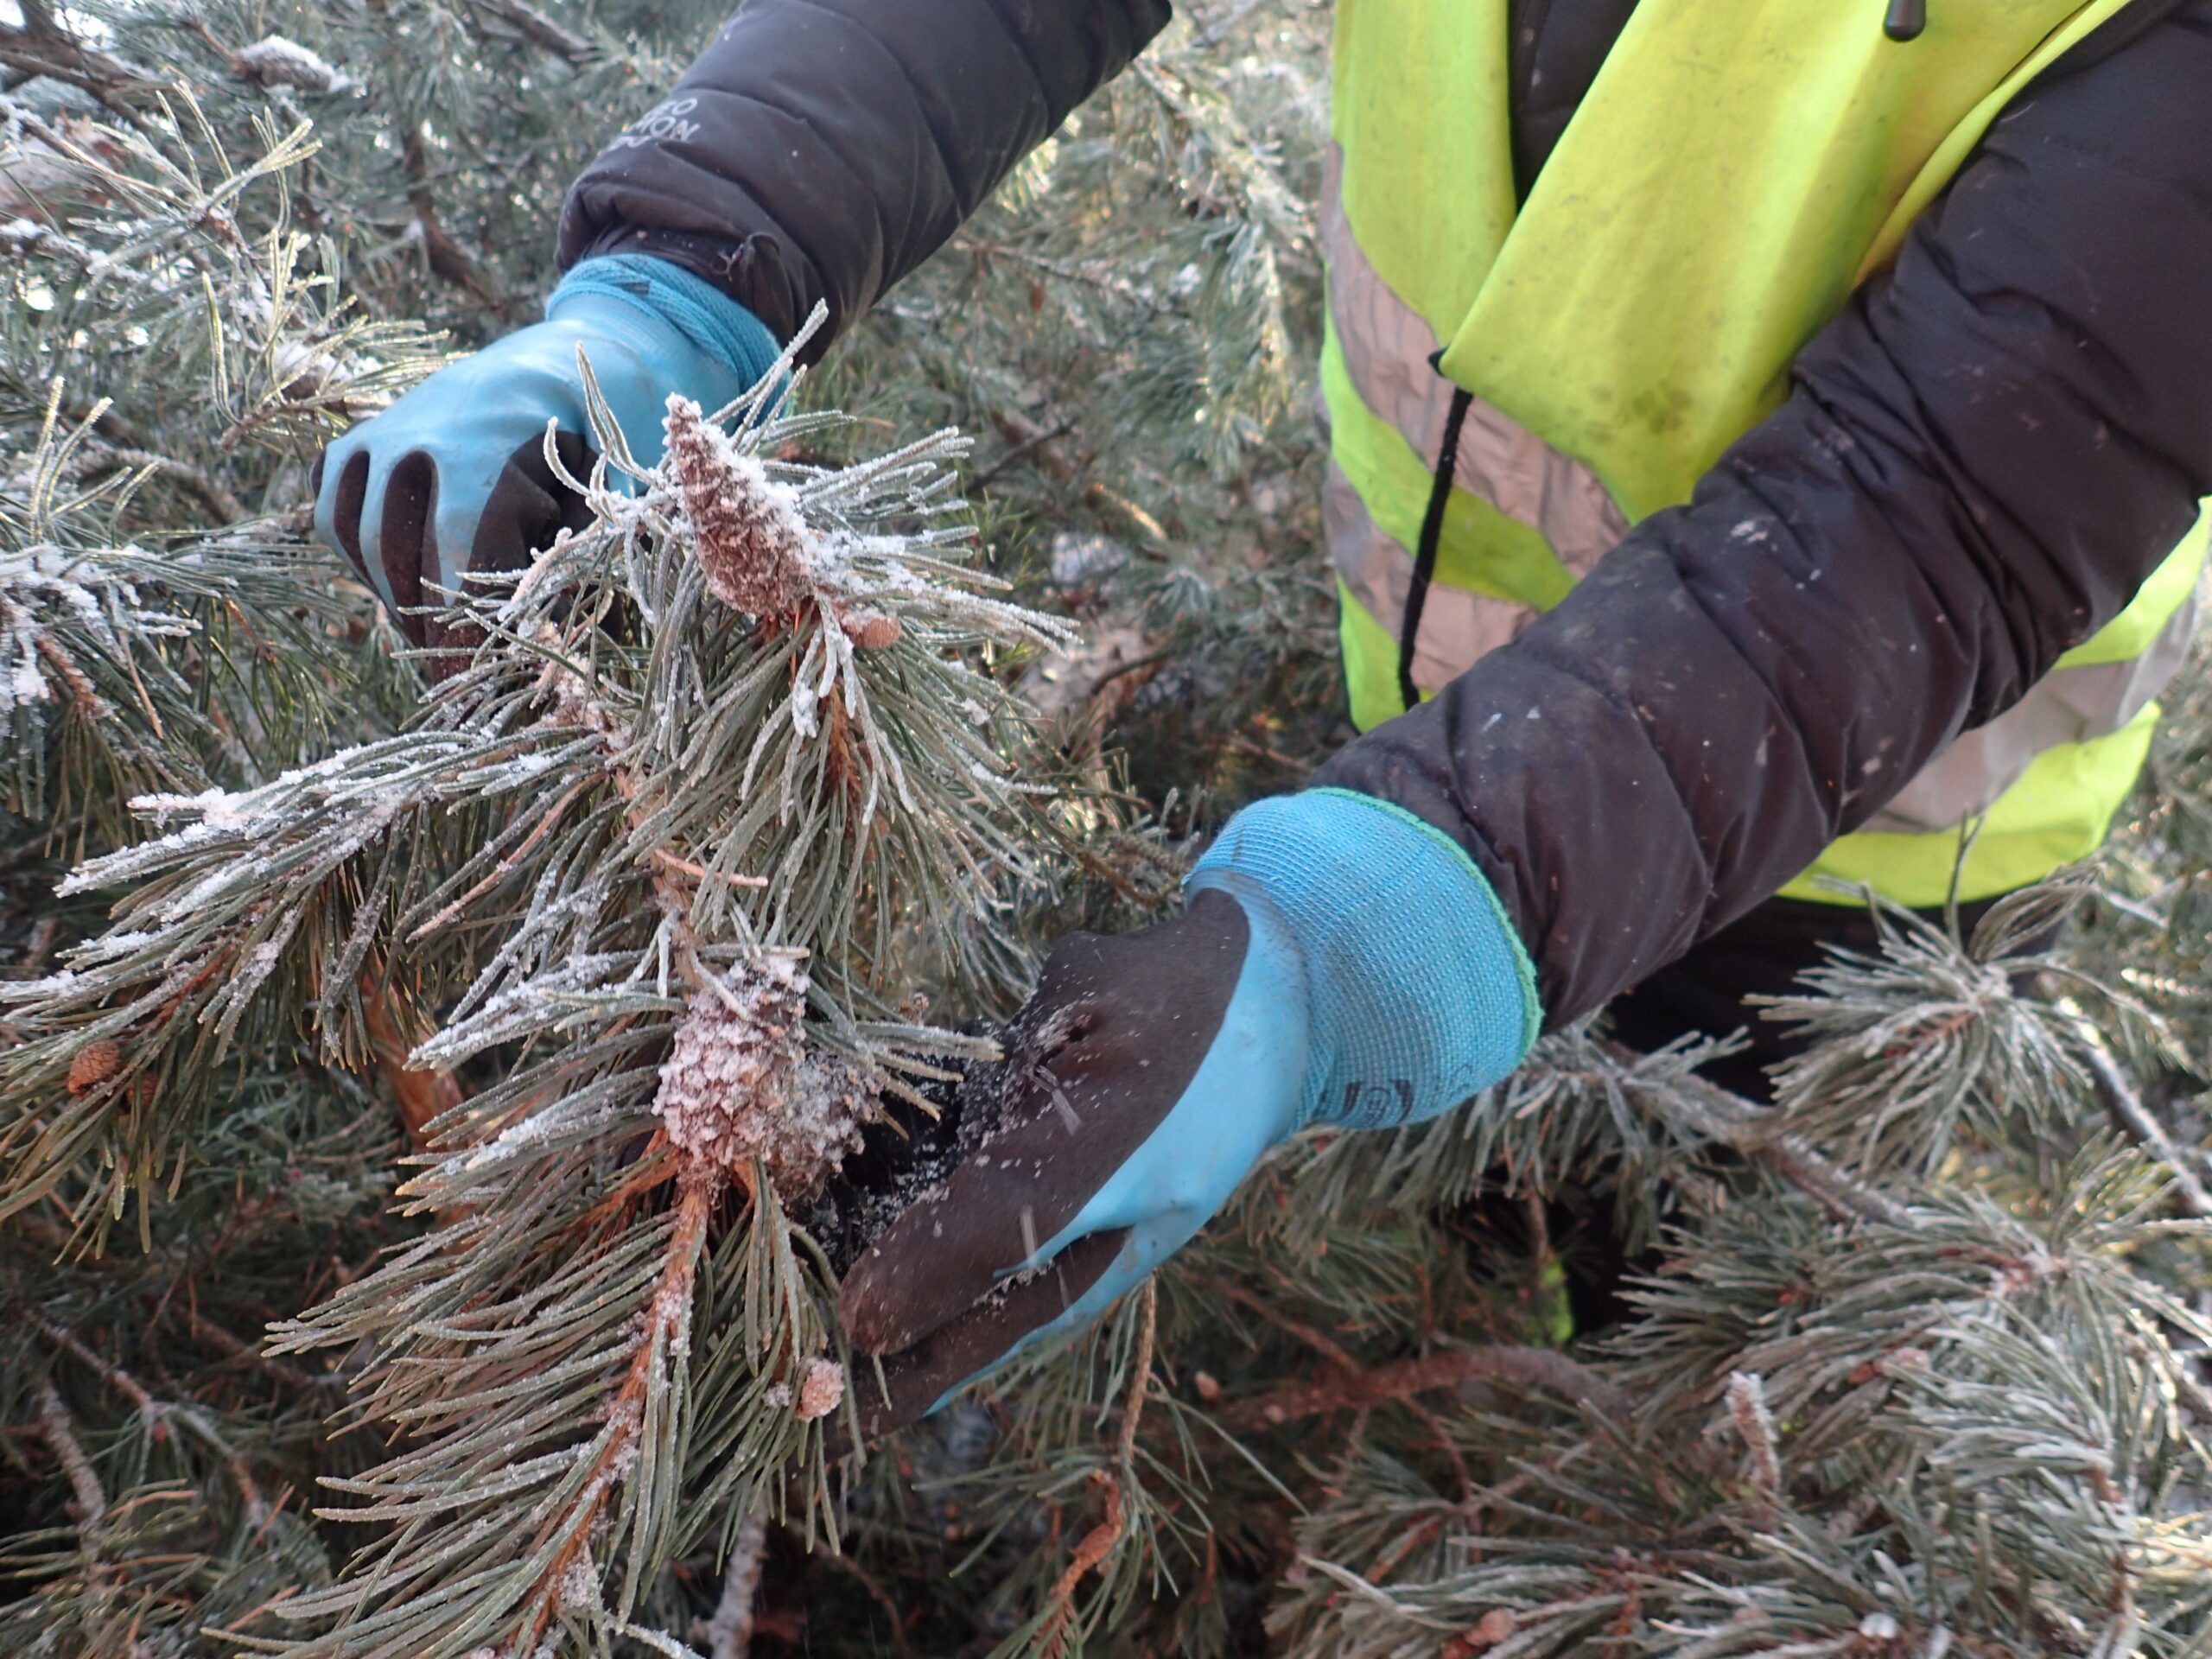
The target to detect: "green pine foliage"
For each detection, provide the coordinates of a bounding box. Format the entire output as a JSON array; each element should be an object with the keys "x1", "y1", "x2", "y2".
[{"x1": 3, "y1": 4, "x2": 2209, "y2": 1658}]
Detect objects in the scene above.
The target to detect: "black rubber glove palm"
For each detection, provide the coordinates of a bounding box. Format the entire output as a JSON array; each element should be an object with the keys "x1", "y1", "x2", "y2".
[{"x1": 840, "y1": 890, "x2": 1306, "y2": 1434}]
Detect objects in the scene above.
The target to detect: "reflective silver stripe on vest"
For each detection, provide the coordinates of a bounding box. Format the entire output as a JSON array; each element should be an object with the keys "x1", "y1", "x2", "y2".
[
  {"x1": 1325, "y1": 461, "x2": 1536, "y2": 695},
  {"x1": 1322, "y1": 144, "x2": 2200, "y2": 785},
  {"x1": 1320, "y1": 143, "x2": 1631, "y2": 572},
  {"x1": 1862, "y1": 585, "x2": 2201, "y2": 834}
]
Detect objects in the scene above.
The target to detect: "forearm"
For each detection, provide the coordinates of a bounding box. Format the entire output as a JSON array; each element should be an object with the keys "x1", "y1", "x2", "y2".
[
  {"x1": 556, "y1": 0, "x2": 1173, "y2": 355},
  {"x1": 1317, "y1": 0, "x2": 2212, "y2": 1024}
]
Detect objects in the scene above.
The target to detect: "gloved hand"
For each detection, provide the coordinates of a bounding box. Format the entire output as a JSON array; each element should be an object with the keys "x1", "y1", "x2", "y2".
[
  {"x1": 838, "y1": 787, "x2": 1541, "y2": 1434},
  {"x1": 313, "y1": 254, "x2": 782, "y2": 660}
]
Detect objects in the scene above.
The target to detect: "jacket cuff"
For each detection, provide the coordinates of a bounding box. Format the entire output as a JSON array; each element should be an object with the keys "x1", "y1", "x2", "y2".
[
  {"x1": 547, "y1": 254, "x2": 785, "y2": 391},
  {"x1": 1185, "y1": 787, "x2": 1541, "y2": 1132}
]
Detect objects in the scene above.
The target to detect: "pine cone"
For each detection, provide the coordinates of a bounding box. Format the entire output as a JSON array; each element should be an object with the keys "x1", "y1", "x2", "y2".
[
  {"x1": 664, "y1": 397, "x2": 815, "y2": 621},
  {"x1": 794, "y1": 1357, "x2": 845, "y2": 1421},
  {"x1": 652, "y1": 958, "x2": 873, "y2": 1197},
  {"x1": 839, "y1": 607, "x2": 901, "y2": 652},
  {"x1": 67, "y1": 1039, "x2": 123, "y2": 1096}
]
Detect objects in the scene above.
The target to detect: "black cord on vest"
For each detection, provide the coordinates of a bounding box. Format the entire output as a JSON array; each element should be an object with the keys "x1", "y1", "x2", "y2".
[
  {"x1": 1884, "y1": 0, "x2": 1927, "y2": 41},
  {"x1": 1397, "y1": 386, "x2": 1475, "y2": 714}
]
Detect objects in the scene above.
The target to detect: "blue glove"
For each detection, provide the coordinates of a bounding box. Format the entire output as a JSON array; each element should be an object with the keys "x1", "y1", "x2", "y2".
[
  {"x1": 313, "y1": 255, "x2": 782, "y2": 658},
  {"x1": 837, "y1": 786, "x2": 1541, "y2": 1433}
]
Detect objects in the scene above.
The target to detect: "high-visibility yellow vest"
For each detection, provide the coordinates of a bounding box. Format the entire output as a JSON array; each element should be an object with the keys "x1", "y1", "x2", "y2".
[{"x1": 1325, "y1": 0, "x2": 2209, "y2": 907}]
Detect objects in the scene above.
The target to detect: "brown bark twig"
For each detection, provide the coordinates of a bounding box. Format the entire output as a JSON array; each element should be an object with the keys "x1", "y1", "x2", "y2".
[
  {"x1": 2, "y1": 0, "x2": 149, "y2": 104},
  {"x1": 469, "y1": 0, "x2": 597, "y2": 64},
  {"x1": 358, "y1": 963, "x2": 462, "y2": 1150},
  {"x1": 1605, "y1": 1039, "x2": 1915, "y2": 1229},
  {"x1": 2075, "y1": 1025, "x2": 2212, "y2": 1219},
  {"x1": 514, "y1": 1162, "x2": 722, "y2": 1655},
  {"x1": 976, "y1": 411, "x2": 1077, "y2": 487},
  {"x1": 1037, "y1": 1281, "x2": 1158, "y2": 1658},
  {"x1": 399, "y1": 126, "x2": 499, "y2": 307},
  {"x1": 181, "y1": 1307, "x2": 336, "y2": 1393},
  {"x1": 1217, "y1": 1342, "x2": 1631, "y2": 1436},
  {"x1": 79, "y1": 441, "x2": 245, "y2": 524},
  {"x1": 1184, "y1": 1269, "x2": 1360, "y2": 1375},
  {"x1": 38, "y1": 1316, "x2": 160, "y2": 1424}
]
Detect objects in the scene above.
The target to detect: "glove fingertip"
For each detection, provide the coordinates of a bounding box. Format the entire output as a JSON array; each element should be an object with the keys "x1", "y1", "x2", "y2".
[
  {"x1": 836, "y1": 1250, "x2": 910, "y2": 1357},
  {"x1": 324, "y1": 448, "x2": 378, "y2": 592}
]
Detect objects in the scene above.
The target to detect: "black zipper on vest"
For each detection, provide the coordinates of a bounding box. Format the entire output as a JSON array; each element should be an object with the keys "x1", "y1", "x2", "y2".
[
  {"x1": 1397, "y1": 385, "x2": 1476, "y2": 714},
  {"x1": 1884, "y1": 0, "x2": 1926, "y2": 41}
]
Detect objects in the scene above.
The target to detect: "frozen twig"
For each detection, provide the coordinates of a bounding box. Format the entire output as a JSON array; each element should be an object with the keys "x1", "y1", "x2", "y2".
[
  {"x1": 1218, "y1": 1342, "x2": 1631, "y2": 1435},
  {"x1": 0, "y1": 0, "x2": 149, "y2": 105},
  {"x1": 1724, "y1": 1371, "x2": 1783, "y2": 1505},
  {"x1": 1609, "y1": 1039, "x2": 1915, "y2": 1228},
  {"x1": 508, "y1": 1162, "x2": 722, "y2": 1656},
  {"x1": 1036, "y1": 1281, "x2": 1158, "y2": 1658},
  {"x1": 35, "y1": 1379, "x2": 105, "y2": 1528},
  {"x1": 2073, "y1": 1023, "x2": 2212, "y2": 1219},
  {"x1": 702, "y1": 1506, "x2": 767, "y2": 1659},
  {"x1": 469, "y1": 0, "x2": 596, "y2": 64}
]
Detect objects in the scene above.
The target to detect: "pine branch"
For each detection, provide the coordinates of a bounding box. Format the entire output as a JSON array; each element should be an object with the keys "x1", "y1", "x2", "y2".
[
  {"x1": 35, "y1": 1377, "x2": 107, "y2": 1529},
  {"x1": 2072, "y1": 1014, "x2": 2212, "y2": 1218},
  {"x1": 1602, "y1": 1037, "x2": 1913, "y2": 1229},
  {"x1": 73, "y1": 436, "x2": 245, "y2": 524},
  {"x1": 397, "y1": 123, "x2": 499, "y2": 308},
  {"x1": 467, "y1": 0, "x2": 598, "y2": 65},
  {"x1": 701, "y1": 1505, "x2": 767, "y2": 1659},
  {"x1": 0, "y1": 0, "x2": 150, "y2": 104},
  {"x1": 1035, "y1": 1280, "x2": 1157, "y2": 1659},
  {"x1": 1219, "y1": 1343, "x2": 1630, "y2": 1435}
]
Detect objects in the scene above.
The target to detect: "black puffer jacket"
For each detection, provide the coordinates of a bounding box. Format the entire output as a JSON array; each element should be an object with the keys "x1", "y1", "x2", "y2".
[{"x1": 559, "y1": 1, "x2": 2212, "y2": 1028}]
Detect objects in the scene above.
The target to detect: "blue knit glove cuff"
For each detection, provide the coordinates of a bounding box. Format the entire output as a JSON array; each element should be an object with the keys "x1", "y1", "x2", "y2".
[
  {"x1": 1185, "y1": 787, "x2": 1541, "y2": 1132},
  {"x1": 548, "y1": 255, "x2": 785, "y2": 391}
]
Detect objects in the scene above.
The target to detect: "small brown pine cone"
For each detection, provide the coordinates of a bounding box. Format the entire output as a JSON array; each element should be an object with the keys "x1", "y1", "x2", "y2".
[
  {"x1": 67, "y1": 1039, "x2": 123, "y2": 1096},
  {"x1": 838, "y1": 607, "x2": 901, "y2": 652},
  {"x1": 795, "y1": 1357, "x2": 845, "y2": 1422},
  {"x1": 1441, "y1": 1610, "x2": 1518, "y2": 1658},
  {"x1": 664, "y1": 396, "x2": 815, "y2": 620}
]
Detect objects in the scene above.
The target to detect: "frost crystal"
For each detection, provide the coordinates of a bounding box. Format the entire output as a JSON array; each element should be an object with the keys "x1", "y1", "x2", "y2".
[
  {"x1": 3, "y1": 543, "x2": 188, "y2": 725},
  {"x1": 794, "y1": 1357, "x2": 845, "y2": 1422},
  {"x1": 554, "y1": 1547, "x2": 603, "y2": 1612},
  {"x1": 652, "y1": 956, "x2": 874, "y2": 1195},
  {"x1": 664, "y1": 397, "x2": 814, "y2": 620}
]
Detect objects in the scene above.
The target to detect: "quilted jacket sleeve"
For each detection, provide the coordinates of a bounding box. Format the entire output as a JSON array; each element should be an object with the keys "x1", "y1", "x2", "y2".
[
  {"x1": 1316, "y1": 1, "x2": 2212, "y2": 1025},
  {"x1": 556, "y1": 0, "x2": 1171, "y2": 356}
]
